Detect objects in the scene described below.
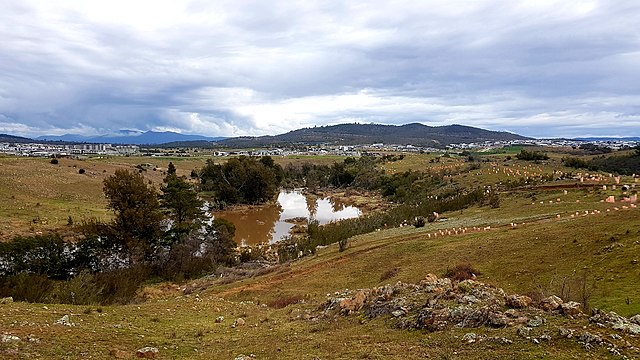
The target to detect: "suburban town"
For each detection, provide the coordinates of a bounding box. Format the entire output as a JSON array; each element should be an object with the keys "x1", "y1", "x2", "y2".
[{"x1": 1, "y1": 138, "x2": 638, "y2": 158}]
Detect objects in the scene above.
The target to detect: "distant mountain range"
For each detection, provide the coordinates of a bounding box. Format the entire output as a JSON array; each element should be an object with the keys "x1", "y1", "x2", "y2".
[
  {"x1": 575, "y1": 137, "x2": 640, "y2": 142},
  {"x1": 2, "y1": 124, "x2": 530, "y2": 147},
  {"x1": 218, "y1": 123, "x2": 529, "y2": 148},
  {"x1": 0, "y1": 134, "x2": 33, "y2": 143},
  {"x1": 36, "y1": 131, "x2": 226, "y2": 145}
]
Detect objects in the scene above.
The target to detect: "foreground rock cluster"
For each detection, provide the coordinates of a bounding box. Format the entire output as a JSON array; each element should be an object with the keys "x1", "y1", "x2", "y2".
[{"x1": 319, "y1": 274, "x2": 640, "y2": 357}]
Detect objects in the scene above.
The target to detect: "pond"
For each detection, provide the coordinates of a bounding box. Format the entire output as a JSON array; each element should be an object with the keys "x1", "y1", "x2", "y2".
[{"x1": 213, "y1": 190, "x2": 362, "y2": 245}]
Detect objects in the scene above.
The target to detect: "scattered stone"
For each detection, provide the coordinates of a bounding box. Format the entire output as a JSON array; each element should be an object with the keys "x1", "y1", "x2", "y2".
[
  {"x1": 54, "y1": 314, "x2": 74, "y2": 326},
  {"x1": 462, "y1": 332, "x2": 477, "y2": 343},
  {"x1": 0, "y1": 297, "x2": 13, "y2": 304},
  {"x1": 589, "y1": 309, "x2": 640, "y2": 334},
  {"x1": 459, "y1": 295, "x2": 480, "y2": 304},
  {"x1": 421, "y1": 273, "x2": 438, "y2": 284},
  {"x1": 558, "y1": 327, "x2": 574, "y2": 338},
  {"x1": 578, "y1": 331, "x2": 602, "y2": 345},
  {"x1": 540, "y1": 334, "x2": 552, "y2": 342},
  {"x1": 234, "y1": 355, "x2": 255, "y2": 360},
  {"x1": 489, "y1": 312, "x2": 508, "y2": 327},
  {"x1": 629, "y1": 314, "x2": 640, "y2": 325},
  {"x1": 506, "y1": 295, "x2": 532, "y2": 309},
  {"x1": 136, "y1": 346, "x2": 159, "y2": 358},
  {"x1": 340, "y1": 290, "x2": 367, "y2": 313},
  {"x1": 539, "y1": 295, "x2": 563, "y2": 311},
  {"x1": 1, "y1": 334, "x2": 21, "y2": 343},
  {"x1": 560, "y1": 301, "x2": 582, "y2": 316},
  {"x1": 527, "y1": 316, "x2": 545, "y2": 328},
  {"x1": 215, "y1": 316, "x2": 225, "y2": 323},
  {"x1": 233, "y1": 318, "x2": 246, "y2": 327},
  {"x1": 517, "y1": 326, "x2": 532, "y2": 338}
]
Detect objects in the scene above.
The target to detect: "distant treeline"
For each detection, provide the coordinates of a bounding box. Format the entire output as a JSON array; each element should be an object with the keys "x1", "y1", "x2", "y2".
[{"x1": 563, "y1": 148, "x2": 640, "y2": 175}]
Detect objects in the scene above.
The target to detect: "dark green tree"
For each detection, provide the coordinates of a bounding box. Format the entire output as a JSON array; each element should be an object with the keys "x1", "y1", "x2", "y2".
[
  {"x1": 103, "y1": 169, "x2": 164, "y2": 263},
  {"x1": 202, "y1": 219, "x2": 237, "y2": 266},
  {"x1": 161, "y1": 175, "x2": 205, "y2": 234},
  {"x1": 167, "y1": 162, "x2": 177, "y2": 177},
  {"x1": 199, "y1": 156, "x2": 282, "y2": 206}
]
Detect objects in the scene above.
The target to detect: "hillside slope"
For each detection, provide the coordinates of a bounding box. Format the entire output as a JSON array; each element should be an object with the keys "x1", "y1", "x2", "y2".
[{"x1": 219, "y1": 123, "x2": 528, "y2": 147}]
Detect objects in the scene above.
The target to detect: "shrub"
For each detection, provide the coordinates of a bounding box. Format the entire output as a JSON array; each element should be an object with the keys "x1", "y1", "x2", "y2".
[
  {"x1": 516, "y1": 149, "x2": 549, "y2": 161},
  {"x1": 50, "y1": 158, "x2": 59, "y2": 165},
  {"x1": 414, "y1": 216, "x2": 426, "y2": 228},
  {"x1": 78, "y1": 168, "x2": 86, "y2": 174},
  {"x1": 444, "y1": 263, "x2": 481, "y2": 282},
  {"x1": 338, "y1": 237, "x2": 348, "y2": 252},
  {"x1": 0, "y1": 273, "x2": 54, "y2": 303},
  {"x1": 93, "y1": 265, "x2": 150, "y2": 305},
  {"x1": 49, "y1": 271, "x2": 102, "y2": 305}
]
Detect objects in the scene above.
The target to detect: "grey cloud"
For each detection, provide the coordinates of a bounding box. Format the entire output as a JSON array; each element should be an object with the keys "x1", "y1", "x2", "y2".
[{"x1": 0, "y1": 1, "x2": 639, "y2": 137}]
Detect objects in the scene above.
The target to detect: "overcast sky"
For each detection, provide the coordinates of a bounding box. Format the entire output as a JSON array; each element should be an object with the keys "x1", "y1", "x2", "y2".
[{"x1": 1, "y1": 1, "x2": 639, "y2": 138}]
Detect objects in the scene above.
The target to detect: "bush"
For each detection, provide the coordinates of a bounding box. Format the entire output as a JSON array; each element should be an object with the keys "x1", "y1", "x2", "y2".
[
  {"x1": 93, "y1": 265, "x2": 150, "y2": 305},
  {"x1": 49, "y1": 271, "x2": 102, "y2": 305},
  {"x1": 414, "y1": 216, "x2": 426, "y2": 228},
  {"x1": 444, "y1": 263, "x2": 481, "y2": 282},
  {"x1": 0, "y1": 273, "x2": 54, "y2": 303},
  {"x1": 338, "y1": 238, "x2": 348, "y2": 252},
  {"x1": 562, "y1": 157, "x2": 591, "y2": 169},
  {"x1": 78, "y1": 168, "x2": 86, "y2": 174},
  {"x1": 50, "y1": 158, "x2": 59, "y2": 165},
  {"x1": 516, "y1": 149, "x2": 549, "y2": 161}
]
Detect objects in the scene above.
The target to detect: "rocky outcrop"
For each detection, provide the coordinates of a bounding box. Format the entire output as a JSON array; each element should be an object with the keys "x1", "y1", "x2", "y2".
[
  {"x1": 321, "y1": 275, "x2": 568, "y2": 332},
  {"x1": 316, "y1": 275, "x2": 640, "y2": 357},
  {"x1": 590, "y1": 309, "x2": 640, "y2": 335}
]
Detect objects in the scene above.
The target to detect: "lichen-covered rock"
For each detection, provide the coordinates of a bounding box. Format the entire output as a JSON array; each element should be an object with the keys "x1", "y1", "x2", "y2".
[
  {"x1": 421, "y1": 273, "x2": 438, "y2": 285},
  {"x1": 54, "y1": 314, "x2": 74, "y2": 326},
  {"x1": 560, "y1": 301, "x2": 582, "y2": 316},
  {"x1": 539, "y1": 295, "x2": 563, "y2": 311},
  {"x1": 136, "y1": 347, "x2": 159, "y2": 358},
  {"x1": 578, "y1": 331, "x2": 602, "y2": 345},
  {"x1": 462, "y1": 332, "x2": 477, "y2": 343},
  {"x1": 488, "y1": 312, "x2": 508, "y2": 327},
  {"x1": 527, "y1": 316, "x2": 545, "y2": 328},
  {"x1": 590, "y1": 309, "x2": 640, "y2": 334},
  {"x1": 506, "y1": 295, "x2": 532, "y2": 309}
]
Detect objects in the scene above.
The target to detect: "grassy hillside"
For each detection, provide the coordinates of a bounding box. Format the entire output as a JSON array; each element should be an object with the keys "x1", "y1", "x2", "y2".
[{"x1": 1, "y1": 150, "x2": 639, "y2": 359}]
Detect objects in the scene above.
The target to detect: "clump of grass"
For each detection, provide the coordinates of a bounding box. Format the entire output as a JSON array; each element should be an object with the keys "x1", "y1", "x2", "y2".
[
  {"x1": 444, "y1": 263, "x2": 481, "y2": 282},
  {"x1": 266, "y1": 295, "x2": 305, "y2": 309},
  {"x1": 380, "y1": 267, "x2": 400, "y2": 281}
]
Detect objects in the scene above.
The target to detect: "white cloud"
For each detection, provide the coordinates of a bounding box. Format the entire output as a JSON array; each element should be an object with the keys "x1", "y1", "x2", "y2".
[{"x1": 0, "y1": 0, "x2": 639, "y2": 138}]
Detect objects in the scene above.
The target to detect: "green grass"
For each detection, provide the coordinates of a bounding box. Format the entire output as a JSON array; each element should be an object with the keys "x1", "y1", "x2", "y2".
[{"x1": 1, "y1": 150, "x2": 640, "y2": 358}]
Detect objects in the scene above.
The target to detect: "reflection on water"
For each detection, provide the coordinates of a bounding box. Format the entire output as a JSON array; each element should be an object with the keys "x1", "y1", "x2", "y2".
[{"x1": 214, "y1": 190, "x2": 361, "y2": 245}]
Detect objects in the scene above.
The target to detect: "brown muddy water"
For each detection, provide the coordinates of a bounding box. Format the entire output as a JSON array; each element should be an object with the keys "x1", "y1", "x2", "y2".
[{"x1": 213, "y1": 190, "x2": 361, "y2": 245}]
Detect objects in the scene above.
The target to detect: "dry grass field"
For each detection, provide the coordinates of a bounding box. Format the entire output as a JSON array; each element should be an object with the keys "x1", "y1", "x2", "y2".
[{"x1": 1, "y1": 150, "x2": 639, "y2": 359}]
